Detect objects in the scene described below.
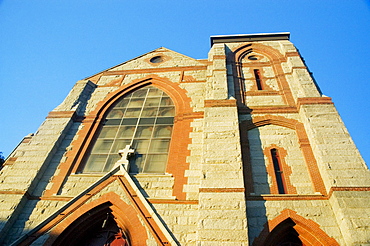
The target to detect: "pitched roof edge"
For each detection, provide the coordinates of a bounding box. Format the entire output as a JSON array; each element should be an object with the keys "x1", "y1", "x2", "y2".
[{"x1": 84, "y1": 47, "x2": 203, "y2": 80}]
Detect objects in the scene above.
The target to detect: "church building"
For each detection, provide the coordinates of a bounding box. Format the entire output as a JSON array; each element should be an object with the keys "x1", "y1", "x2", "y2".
[{"x1": 1, "y1": 33, "x2": 370, "y2": 245}]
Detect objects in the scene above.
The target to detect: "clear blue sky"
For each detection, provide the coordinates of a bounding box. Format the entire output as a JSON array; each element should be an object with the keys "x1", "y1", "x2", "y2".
[{"x1": 1, "y1": 1, "x2": 369, "y2": 167}]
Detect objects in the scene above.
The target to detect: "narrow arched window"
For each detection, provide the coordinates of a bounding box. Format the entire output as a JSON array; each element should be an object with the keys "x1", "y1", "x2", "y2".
[
  {"x1": 271, "y1": 148, "x2": 286, "y2": 194},
  {"x1": 253, "y1": 69, "x2": 263, "y2": 90},
  {"x1": 83, "y1": 86, "x2": 174, "y2": 174}
]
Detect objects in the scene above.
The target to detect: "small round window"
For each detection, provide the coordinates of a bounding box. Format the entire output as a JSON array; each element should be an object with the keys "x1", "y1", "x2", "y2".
[
  {"x1": 247, "y1": 55, "x2": 258, "y2": 60},
  {"x1": 150, "y1": 56, "x2": 164, "y2": 63}
]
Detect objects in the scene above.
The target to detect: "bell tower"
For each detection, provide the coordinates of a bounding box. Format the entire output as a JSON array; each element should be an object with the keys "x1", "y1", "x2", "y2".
[{"x1": 210, "y1": 33, "x2": 370, "y2": 245}]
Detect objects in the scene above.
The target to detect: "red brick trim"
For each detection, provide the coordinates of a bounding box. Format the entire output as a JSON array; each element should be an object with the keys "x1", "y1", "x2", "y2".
[
  {"x1": 45, "y1": 75, "x2": 195, "y2": 200},
  {"x1": 175, "y1": 111, "x2": 204, "y2": 121},
  {"x1": 297, "y1": 97, "x2": 333, "y2": 109},
  {"x1": 253, "y1": 209, "x2": 340, "y2": 246},
  {"x1": 21, "y1": 177, "x2": 117, "y2": 245},
  {"x1": 204, "y1": 99, "x2": 237, "y2": 107},
  {"x1": 328, "y1": 186, "x2": 370, "y2": 197},
  {"x1": 46, "y1": 111, "x2": 76, "y2": 119},
  {"x1": 3, "y1": 157, "x2": 17, "y2": 166},
  {"x1": 242, "y1": 115, "x2": 327, "y2": 195},
  {"x1": 212, "y1": 55, "x2": 226, "y2": 60},
  {"x1": 199, "y1": 188, "x2": 245, "y2": 193},
  {"x1": 291, "y1": 66, "x2": 307, "y2": 69},
  {"x1": 88, "y1": 74, "x2": 102, "y2": 84},
  {"x1": 263, "y1": 145, "x2": 297, "y2": 194},
  {"x1": 180, "y1": 79, "x2": 206, "y2": 83},
  {"x1": 116, "y1": 176, "x2": 171, "y2": 245},
  {"x1": 102, "y1": 65, "x2": 207, "y2": 76},
  {"x1": 148, "y1": 199, "x2": 199, "y2": 204},
  {"x1": 245, "y1": 90, "x2": 280, "y2": 96},
  {"x1": 0, "y1": 190, "x2": 26, "y2": 195},
  {"x1": 26, "y1": 176, "x2": 174, "y2": 246},
  {"x1": 285, "y1": 52, "x2": 300, "y2": 57},
  {"x1": 22, "y1": 135, "x2": 33, "y2": 143},
  {"x1": 46, "y1": 192, "x2": 150, "y2": 246},
  {"x1": 241, "y1": 62, "x2": 271, "y2": 67},
  {"x1": 247, "y1": 195, "x2": 326, "y2": 200},
  {"x1": 232, "y1": 43, "x2": 296, "y2": 107}
]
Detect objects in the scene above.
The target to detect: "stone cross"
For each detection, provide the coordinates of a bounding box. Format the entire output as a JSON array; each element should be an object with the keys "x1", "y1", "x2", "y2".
[{"x1": 114, "y1": 145, "x2": 135, "y2": 172}]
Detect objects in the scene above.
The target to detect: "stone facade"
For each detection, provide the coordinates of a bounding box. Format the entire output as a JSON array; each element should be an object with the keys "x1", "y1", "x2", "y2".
[{"x1": 1, "y1": 33, "x2": 370, "y2": 245}]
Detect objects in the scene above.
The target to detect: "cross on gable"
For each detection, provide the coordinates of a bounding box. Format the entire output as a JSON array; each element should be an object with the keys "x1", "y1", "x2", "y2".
[
  {"x1": 113, "y1": 145, "x2": 135, "y2": 173},
  {"x1": 119, "y1": 145, "x2": 135, "y2": 160}
]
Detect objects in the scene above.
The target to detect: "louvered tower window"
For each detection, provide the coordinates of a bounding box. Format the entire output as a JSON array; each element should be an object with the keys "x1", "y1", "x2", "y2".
[{"x1": 83, "y1": 86, "x2": 174, "y2": 174}]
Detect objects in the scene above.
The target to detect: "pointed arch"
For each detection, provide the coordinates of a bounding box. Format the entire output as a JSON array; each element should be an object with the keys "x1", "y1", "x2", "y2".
[
  {"x1": 45, "y1": 75, "x2": 200, "y2": 199},
  {"x1": 253, "y1": 209, "x2": 340, "y2": 246},
  {"x1": 230, "y1": 42, "x2": 295, "y2": 106},
  {"x1": 233, "y1": 42, "x2": 288, "y2": 64},
  {"x1": 240, "y1": 115, "x2": 327, "y2": 195},
  {"x1": 45, "y1": 192, "x2": 150, "y2": 246}
]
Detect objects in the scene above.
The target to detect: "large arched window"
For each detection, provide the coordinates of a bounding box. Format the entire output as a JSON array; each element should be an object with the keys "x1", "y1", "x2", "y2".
[{"x1": 83, "y1": 86, "x2": 175, "y2": 174}]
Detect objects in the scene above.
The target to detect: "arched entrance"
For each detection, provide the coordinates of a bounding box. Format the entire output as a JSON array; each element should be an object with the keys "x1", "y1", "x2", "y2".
[
  {"x1": 264, "y1": 218, "x2": 302, "y2": 246},
  {"x1": 253, "y1": 209, "x2": 340, "y2": 246},
  {"x1": 53, "y1": 203, "x2": 130, "y2": 246}
]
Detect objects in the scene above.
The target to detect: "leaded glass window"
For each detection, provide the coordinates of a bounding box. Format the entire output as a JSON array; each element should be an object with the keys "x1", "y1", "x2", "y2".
[{"x1": 83, "y1": 86, "x2": 174, "y2": 173}]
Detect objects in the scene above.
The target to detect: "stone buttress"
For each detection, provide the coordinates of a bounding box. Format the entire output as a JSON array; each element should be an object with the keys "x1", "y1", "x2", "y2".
[{"x1": 0, "y1": 33, "x2": 369, "y2": 245}]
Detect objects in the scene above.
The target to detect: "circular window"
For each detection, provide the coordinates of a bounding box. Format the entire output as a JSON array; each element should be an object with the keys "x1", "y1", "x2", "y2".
[
  {"x1": 247, "y1": 55, "x2": 258, "y2": 60},
  {"x1": 150, "y1": 56, "x2": 164, "y2": 63}
]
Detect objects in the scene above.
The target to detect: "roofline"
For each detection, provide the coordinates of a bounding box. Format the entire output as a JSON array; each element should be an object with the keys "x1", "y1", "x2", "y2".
[{"x1": 210, "y1": 32, "x2": 290, "y2": 46}]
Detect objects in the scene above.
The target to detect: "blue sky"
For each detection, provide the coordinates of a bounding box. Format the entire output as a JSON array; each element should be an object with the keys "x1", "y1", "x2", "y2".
[{"x1": 1, "y1": 1, "x2": 369, "y2": 167}]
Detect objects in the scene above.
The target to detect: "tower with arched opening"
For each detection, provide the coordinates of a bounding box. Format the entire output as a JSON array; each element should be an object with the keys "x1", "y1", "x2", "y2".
[{"x1": 1, "y1": 33, "x2": 370, "y2": 245}]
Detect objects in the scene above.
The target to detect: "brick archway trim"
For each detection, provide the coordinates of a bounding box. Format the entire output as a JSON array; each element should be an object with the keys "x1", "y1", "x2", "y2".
[
  {"x1": 45, "y1": 75, "x2": 199, "y2": 200},
  {"x1": 263, "y1": 144, "x2": 297, "y2": 194},
  {"x1": 231, "y1": 42, "x2": 296, "y2": 107},
  {"x1": 19, "y1": 174, "x2": 176, "y2": 246},
  {"x1": 253, "y1": 209, "x2": 340, "y2": 246},
  {"x1": 46, "y1": 192, "x2": 149, "y2": 246},
  {"x1": 242, "y1": 115, "x2": 327, "y2": 195}
]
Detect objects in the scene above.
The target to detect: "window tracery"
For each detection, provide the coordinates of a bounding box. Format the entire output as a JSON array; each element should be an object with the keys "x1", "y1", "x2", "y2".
[{"x1": 83, "y1": 86, "x2": 174, "y2": 174}]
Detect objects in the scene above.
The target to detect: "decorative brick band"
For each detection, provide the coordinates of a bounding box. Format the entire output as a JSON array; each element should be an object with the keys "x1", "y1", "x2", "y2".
[
  {"x1": 180, "y1": 80, "x2": 206, "y2": 83},
  {"x1": 0, "y1": 190, "x2": 27, "y2": 195},
  {"x1": 204, "y1": 99, "x2": 237, "y2": 107},
  {"x1": 297, "y1": 97, "x2": 333, "y2": 109},
  {"x1": 328, "y1": 186, "x2": 370, "y2": 197},
  {"x1": 175, "y1": 112, "x2": 204, "y2": 121},
  {"x1": 247, "y1": 195, "x2": 326, "y2": 201},
  {"x1": 149, "y1": 199, "x2": 199, "y2": 204},
  {"x1": 285, "y1": 51, "x2": 300, "y2": 57},
  {"x1": 46, "y1": 111, "x2": 76, "y2": 119},
  {"x1": 242, "y1": 106, "x2": 298, "y2": 114},
  {"x1": 241, "y1": 62, "x2": 271, "y2": 67},
  {"x1": 199, "y1": 188, "x2": 245, "y2": 193},
  {"x1": 3, "y1": 157, "x2": 17, "y2": 166},
  {"x1": 245, "y1": 90, "x2": 280, "y2": 96},
  {"x1": 212, "y1": 55, "x2": 227, "y2": 60},
  {"x1": 100, "y1": 65, "x2": 207, "y2": 76}
]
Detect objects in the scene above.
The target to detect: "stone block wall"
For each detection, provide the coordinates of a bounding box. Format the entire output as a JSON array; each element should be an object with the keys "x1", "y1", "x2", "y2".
[{"x1": 1, "y1": 34, "x2": 369, "y2": 245}]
